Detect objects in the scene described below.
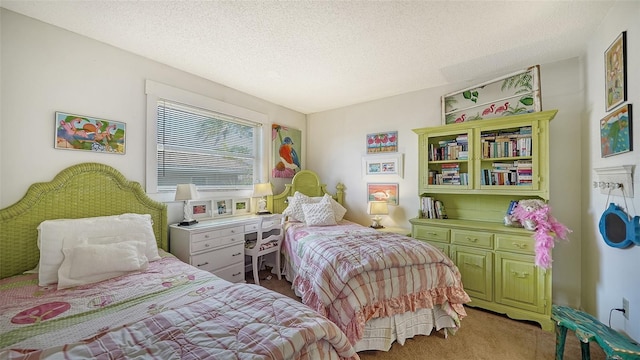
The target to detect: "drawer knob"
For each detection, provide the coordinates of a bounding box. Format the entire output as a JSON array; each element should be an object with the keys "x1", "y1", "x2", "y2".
[
  {"x1": 232, "y1": 252, "x2": 241, "y2": 257},
  {"x1": 197, "y1": 262, "x2": 209, "y2": 267},
  {"x1": 512, "y1": 242, "x2": 527, "y2": 249},
  {"x1": 205, "y1": 243, "x2": 210, "y2": 247},
  {"x1": 427, "y1": 232, "x2": 437, "y2": 236},
  {"x1": 232, "y1": 272, "x2": 241, "y2": 277},
  {"x1": 204, "y1": 235, "x2": 210, "y2": 239},
  {"x1": 465, "y1": 237, "x2": 478, "y2": 242}
]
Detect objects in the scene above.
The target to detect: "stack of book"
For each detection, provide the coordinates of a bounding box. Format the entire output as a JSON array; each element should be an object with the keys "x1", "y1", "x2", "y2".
[
  {"x1": 516, "y1": 160, "x2": 532, "y2": 185},
  {"x1": 481, "y1": 127, "x2": 533, "y2": 158},
  {"x1": 420, "y1": 196, "x2": 447, "y2": 219},
  {"x1": 480, "y1": 160, "x2": 533, "y2": 186},
  {"x1": 429, "y1": 136, "x2": 469, "y2": 161}
]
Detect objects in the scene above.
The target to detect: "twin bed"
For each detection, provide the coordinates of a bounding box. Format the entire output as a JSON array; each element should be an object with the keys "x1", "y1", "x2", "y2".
[
  {"x1": 270, "y1": 170, "x2": 470, "y2": 352},
  {"x1": 0, "y1": 163, "x2": 469, "y2": 358},
  {"x1": 0, "y1": 163, "x2": 356, "y2": 359}
]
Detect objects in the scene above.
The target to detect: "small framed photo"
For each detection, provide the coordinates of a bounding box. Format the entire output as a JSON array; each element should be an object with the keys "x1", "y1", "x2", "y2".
[
  {"x1": 190, "y1": 200, "x2": 212, "y2": 220},
  {"x1": 366, "y1": 183, "x2": 399, "y2": 205},
  {"x1": 55, "y1": 111, "x2": 126, "y2": 154},
  {"x1": 605, "y1": 31, "x2": 626, "y2": 112},
  {"x1": 600, "y1": 104, "x2": 632, "y2": 158},
  {"x1": 362, "y1": 154, "x2": 404, "y2": 177},
  {"x1": 214, "y1": 199, "x2": 232, "y2": 216},
  {"x1": 366, "y1": 131, "x2": 398, "y2": 154},
  {"x1": 233, "y1": 198, "x2": 250, "y2": 215}
]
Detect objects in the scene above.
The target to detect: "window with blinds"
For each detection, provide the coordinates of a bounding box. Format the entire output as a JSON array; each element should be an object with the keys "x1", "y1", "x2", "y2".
[{"x1": 156, "y1": 100, "x2": 260, "y2": 190}]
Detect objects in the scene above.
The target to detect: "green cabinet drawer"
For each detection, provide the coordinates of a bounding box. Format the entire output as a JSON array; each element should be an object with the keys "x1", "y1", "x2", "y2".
[
  {"x1": 419, "y1": 240, "x2": 450, "y2": 258},
  {"x1": 413, "y1": 225, "x2": 450, "y2": 243},
  {"x1": 495, "y1": 234, "x2": 535, "y2": 255},
  {"x1": 451, "y1": 229, "x2": 493, "y2": 249}
]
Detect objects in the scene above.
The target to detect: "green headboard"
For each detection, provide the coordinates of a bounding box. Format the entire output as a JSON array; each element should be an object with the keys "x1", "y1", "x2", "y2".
[
  {"x1": 0, "y1": 162, "x2": 168, "y2": 279},
  {"x1": 269, "y1": 170, "x2": 345, "y2": 214}
]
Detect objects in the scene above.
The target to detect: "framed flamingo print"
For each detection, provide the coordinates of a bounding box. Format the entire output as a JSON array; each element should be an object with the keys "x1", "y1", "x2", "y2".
[
  {"x1": 55, "y1": 112, "x2": 126, "y2": 154},
  {"x1": 367, "y1": 183, "x2": 399, "y2": 205},
  {"x1": 366, "y1": 131, "x2": 398, "y2": 153},
  {"x1": 441, "y1": 65, "x2": 542, "y2": 125}
]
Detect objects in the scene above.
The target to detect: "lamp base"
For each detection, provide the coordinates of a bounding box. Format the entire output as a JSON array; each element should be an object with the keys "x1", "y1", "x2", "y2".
[
  {"x1": 178, "y1": 219, "x2": 198, "y2": 226},
  {"x1": 370, "y1": 225, "x2": 385, "y2": 229}
]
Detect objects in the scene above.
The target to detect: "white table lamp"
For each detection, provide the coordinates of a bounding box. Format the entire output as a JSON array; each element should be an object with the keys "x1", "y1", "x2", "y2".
[
  {"x1": 175, "y1": 184, "x2": 198, "y2": 226},
  {"x1": 367, "y1": 201, "x2": 389, "y2": 229},
  {"x1": 253, "y1": 182, "x2": 273, "y2": 214}
]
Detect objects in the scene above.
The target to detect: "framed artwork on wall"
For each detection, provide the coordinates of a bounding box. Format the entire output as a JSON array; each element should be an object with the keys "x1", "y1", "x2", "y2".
[
  {"x1": 272, "y1": 124, "x2": 302, "y2": 179},
  {"x1": 600, "y1": 104, "x2": 632, "y2": 158},
  {"x1": 441, "y1": 65, "x2": 541, "y2": 125},
  {"x1": 362, "y1": 154, "x2": 404, "y2": 177},
  {"x1": 190, "y1": 200, "x2": 212, "y2": 220},
  {"x1": 366, "y1": 183, "x2": 399, "y2": 205},
  {"x1": 366, "y1": 131, "x2": 398, "y2": 153},
  {"x1": 55, "y1": 111, "x2": 126, "y2": 154},
  {"x1": 605, "y1": 31, "x2": 626, "y2": 112}
]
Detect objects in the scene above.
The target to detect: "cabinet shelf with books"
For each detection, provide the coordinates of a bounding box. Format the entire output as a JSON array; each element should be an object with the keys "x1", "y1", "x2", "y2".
[
  {"x1": 414, "y1": 110, "x2": 556, "y2": 200},
  {"x1": 410, "y1": 110, "x2": 557, "y2": 331}
]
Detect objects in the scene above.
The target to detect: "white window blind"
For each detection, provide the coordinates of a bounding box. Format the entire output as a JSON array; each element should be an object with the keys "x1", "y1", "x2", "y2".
[{"x1": 156, "y1": 100, "x2": 260, "y2": 190}]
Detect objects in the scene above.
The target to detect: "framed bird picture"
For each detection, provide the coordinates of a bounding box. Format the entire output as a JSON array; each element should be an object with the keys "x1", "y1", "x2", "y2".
[
  {"x1": 367, "y1": 183, "x2": 399, "y2": 205},
  {"x1": 272, "y1": 124, "x2": 302, "y2": 179},
  {"x1": 55, "y1": 111, "x2": 126, "y2": 154}
]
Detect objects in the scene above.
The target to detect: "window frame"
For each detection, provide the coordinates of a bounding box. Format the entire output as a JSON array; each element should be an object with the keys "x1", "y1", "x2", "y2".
[{"x1": 145, "y1": 80, "x2": 269, "y2": 194}]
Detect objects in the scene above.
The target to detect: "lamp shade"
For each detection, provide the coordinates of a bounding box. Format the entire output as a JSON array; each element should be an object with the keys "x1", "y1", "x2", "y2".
[
  {"x1": 367, "y1": 201, "x2": 389, "y2": 215},
  {"x1": 252, "y1": 183, "x2": 273, "y2": 197},
  {"x1": 175, "y1": 184, "x2": 198, "y2": 201}
]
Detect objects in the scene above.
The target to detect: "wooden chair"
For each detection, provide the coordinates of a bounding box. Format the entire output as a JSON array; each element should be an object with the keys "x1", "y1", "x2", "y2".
[{"x1": 245, "y1": 214, "x2": 283, "y2": 285}]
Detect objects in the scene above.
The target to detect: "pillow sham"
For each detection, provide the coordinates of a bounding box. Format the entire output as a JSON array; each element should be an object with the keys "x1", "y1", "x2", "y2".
[
  {"x1": 302, "y1": 201, "x2": 337, "y2": 226},
  {"x1": 283, "y1": 192, "x2": 312, "y2": 222},
  {"x1": 323, "y1": 193, "x2": 347, "y2": 221},
  {"x1": 37, "y1": 213, "x2": 160, "y2": 286},
  {"x1": 57, "y1": 240, "x2": 148, "y2": 290}
]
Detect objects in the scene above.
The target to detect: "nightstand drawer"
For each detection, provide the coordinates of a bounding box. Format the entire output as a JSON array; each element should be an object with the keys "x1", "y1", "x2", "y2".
[
  {"x1": 496, "y1": 235, "x2": 535, "y2": 255},
  {"x1": 451, "y1": 229, "x2": 493, "y2": 249},
  {"x1": 214, "y1": 262, "x2": 245, "y2": 283},
  {"x1": 219, "y1": 226, "x2": 244, "y2": 237},
  {"x1": 191, "y1": 243, "x2": 244, "y2": 272},
  {"x1": 191, "y1": 234, "x2": 244, "y2": 253}
]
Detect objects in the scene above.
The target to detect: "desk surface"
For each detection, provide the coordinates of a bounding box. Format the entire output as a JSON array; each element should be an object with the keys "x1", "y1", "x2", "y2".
[{"x1": 171, "y1": 214, "x2": 263, "y2": 229}]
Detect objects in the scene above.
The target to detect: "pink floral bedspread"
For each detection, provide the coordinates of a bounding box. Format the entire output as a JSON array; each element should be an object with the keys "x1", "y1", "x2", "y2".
[
  {"x1": 0, "y1": 254, "x2": 358, "y2": 360},
  {"x1": 285, "y1": 222, "x2": 470, "y2": 345}
]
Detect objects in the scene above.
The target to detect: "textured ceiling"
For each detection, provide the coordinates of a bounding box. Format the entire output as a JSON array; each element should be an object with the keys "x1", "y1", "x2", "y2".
[{"x1": 2, "y1": 1, "x2": 616, "y2": 114}]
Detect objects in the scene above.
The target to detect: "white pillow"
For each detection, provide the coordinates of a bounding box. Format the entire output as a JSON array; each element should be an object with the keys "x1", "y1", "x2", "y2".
[
  {"x1": 37, "y1": 213, "x2": 160, "y2": 286},
  {"x1": 302, "y1": 202, "x2": 337, "y2": 226},
  {"x1": 57, "y1": 241, "x2": 148, "y2": 290},
  {"x1": 283, "y1": 192, "x2": 312, "y2": 222},
  {"x1": 323, "y1": 193, "x2": 347, "y2": 221}
]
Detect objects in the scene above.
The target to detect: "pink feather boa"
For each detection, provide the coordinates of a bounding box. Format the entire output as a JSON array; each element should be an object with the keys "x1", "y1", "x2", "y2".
[{"x1": 512, "y1": 203, "x2": 571, "y2": 268}]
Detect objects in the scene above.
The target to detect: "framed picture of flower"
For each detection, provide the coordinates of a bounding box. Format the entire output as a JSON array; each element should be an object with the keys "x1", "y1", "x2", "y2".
[
  {"x1": 366, "y1": 131, "x2": 398, "y2": 154},
  {"x1": 605, "y1": 31, "x2": 626, "y2": 112}
]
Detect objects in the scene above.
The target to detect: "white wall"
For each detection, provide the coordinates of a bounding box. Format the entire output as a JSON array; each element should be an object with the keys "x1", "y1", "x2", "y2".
[
  {"x1": 582, "y1": 1, "x2": 640, "y2": 342},
  {"x1": 0, "y1": 9, "x2": 306, "y2": 225}
]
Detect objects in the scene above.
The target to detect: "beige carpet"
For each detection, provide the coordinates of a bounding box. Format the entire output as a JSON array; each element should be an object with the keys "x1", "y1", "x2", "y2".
[{"x1": 248, "y1": 270, "x2": 606, "y2": 360}]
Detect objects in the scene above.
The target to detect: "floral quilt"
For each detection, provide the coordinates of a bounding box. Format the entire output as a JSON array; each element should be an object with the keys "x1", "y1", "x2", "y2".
[{"x1": 0, "y1": 254, "x2": 358, "y2": 360}]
